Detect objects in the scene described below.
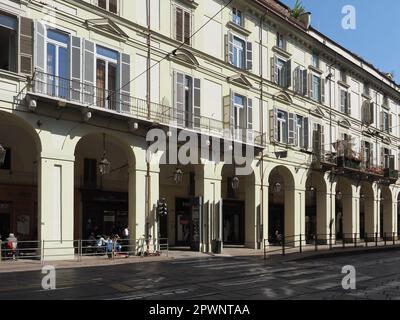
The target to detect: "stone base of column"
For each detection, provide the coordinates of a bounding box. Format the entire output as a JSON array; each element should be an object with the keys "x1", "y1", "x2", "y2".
[{"x1": 42, "y1": 241, "x2": 76, "y2": 261}]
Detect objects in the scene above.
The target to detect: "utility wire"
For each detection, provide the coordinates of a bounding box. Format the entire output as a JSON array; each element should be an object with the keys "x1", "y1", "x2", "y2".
[{"x1": 89, "y1": 0, "x2": 234, "y2": 108}]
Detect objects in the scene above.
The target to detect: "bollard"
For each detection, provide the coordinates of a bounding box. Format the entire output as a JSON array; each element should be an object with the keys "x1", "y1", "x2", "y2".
[
  {"x1": 365, "y1": 233, "x2": 368, "y2": 247},
  {"x1": 375, "y1": 232, "x2": 378, "y2": 247},
  {"x1": 315, "y1": 234, "x2": 318, "y2": 252},
  {"x1": 384, "y1": 233, "x2": 387, "y2": 246},
  {"x1": 299, "y1": 234, "x2": 302, "y2": 253},
  {"x1": 354, "y1": 233, "x2": 357, "y2": 248},
  {"x1": 329, "y1": 233, "x2": 332, "y2": 250},
  {"x1": 394, "y1": 233, "x2": 396, "y2": 246},
  {"x1": 282, "y1": 235, "x2": 285, "y2": 256},
  {"x1": 263, "y1": 240, "x2": 267, "y2": 260}
]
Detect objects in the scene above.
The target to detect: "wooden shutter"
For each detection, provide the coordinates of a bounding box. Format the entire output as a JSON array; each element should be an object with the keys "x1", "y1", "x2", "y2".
[
  {"x1": 223, "y1": 93, "x2": 232, "y2": 130},
  {"x1": 389, "y1": 113, "x2": 393, "y2": 133},
  {"x1": 269, "y1": 108, "x2": 277, "y2": 142},
  {"x1": 246, "y1": 41, "x2": 253, "y2": 71},
  {"x1": 184, "y1": 11, "x2": 191, "y2": 45},
  {"x1": 312, "y1": 124, "x2": 321, "y2": 156},
  {"x1": 380, "y1": 147, "x2": 384, "y2": 167},
  {"x1": 286, "y1": 60, "x2": 291, "y2": 88},
  {"x1": 83, "y1": 39, "x2": 95, "y2": 105},
  {"x1": 19, "y1": 17, "x2": 33, "y2": 75},
  {"x1": 227, "y1": 32, "x2": 234, "y2": 64},
  {"x1": 293, "y1": 67, "x2": 299, "y2": 93},
  {"x1": 303, "y1": 118, "x2": 309, "y2": 150},
  {"x1": 369, "y1": 102, "x2": 374, "y2": 125},
  {"x1": 321, "y1": 125, "x2": 325, "y2": 154},
  {"x1": 347, "y1": 92, "x2": 351, "y2": 115},
  {"x1": 119, "y1": 53, "x2": 131, "y2": 113},
  {"x1": 175, "y1": 7, "x2": 183, "y2": 42},
  {"x1": 288, "y1": 113, "x2": 295, "y2": 145},
  {"x1": 308, "y1": 73, "x2": 313, "y2": 98},
  {"x1": 193, "y1": 78, "x2": 201, "y2": 129},
  {"x1": 320, "y1": 77, "x2": 325, "y2": 104},
  {"x1": 271, "y1": 56, "x2": 278, "y2": 84},
  {"x1": 380, "y1": 111, "x2": 384, "y2": 130},
  {"x1": 70, "y1": 36, "x2": 82, "y2": 103},
  {"x1": 302, "y1": 69, "x2": 308, "y2": 96},
  {"x1": 247, "y1": 98, "x2": 253, "y2": 142},
  {"x1": 174, "y1": 71, "x2": 185, "y2": 127},
  {"x1": 34, "y1": 20, "x2": 45, "y2": 93}
]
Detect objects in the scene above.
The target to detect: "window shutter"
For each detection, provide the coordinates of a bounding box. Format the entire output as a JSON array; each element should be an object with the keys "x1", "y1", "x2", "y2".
[
  {"x1": 304, "y1": 118, "x2": 309, "y2": 150},
  {"x1": 320, "y1": 78, "x2": 325, "y2": 104},
  {"x1": 312, "y1": 124, "x2": 321, "y2": 157},
  {"x1": 247, "y1": 98, "x2": 253, "y2": 142},
  {"x1": 119, "y1": 53, "x2": 131, "y2": 113},
  {"x1": 20, "y1": 17, "x2": 33, "y2": 75},
  {"x1": 286, "y1": 60, "x2": 291, "y2": 88},
  {"x1": 269, "y1": 108, "x2": 277, "y2": 142},
  {"x1": 347, "y1": 92, "x2": 351, "y2": 115},
  {"x1": 380, "y1": 147, "x2": 384, "y2": 167},
  {"x1": 370, "y1": 143, "x2": 374, "y2": 167},
  {"x1": 380, "y1": 111, "x2": 384, "y2": 130},
  {"x1": 270, "y1": 56, "x2": 277, "y2": 84},
  {"x1": 227, "y1": 32, "x2": 234, "y2": 64},
  {"x1": 184, "y1": 11, "x2": 191, "y2": 45},
  {"x1": 288, "y1": 113, "x2": 295, "y2": 145},
  {"x1": 34, "y1": 20, "x2": 45, "y2": 94},
  {"x1": 246, "y1": 41, "x2": 253, "y2": 71},
  {"x1": 369, "y1": 102, "x2": 374, "y2": 125},
  {"x1": 389, "y1": 154, "x2": 395, "y2": 170},
  {"x1": 223, "y1": 93, "x2": 232, "y2": 131},
  {"x1": 340, "y1": 90, "x2": 345, "y2": 113},
  {"x1": 70, "y1": 36, "x2": 82, "y2": 103},
  {"x1": 389, "y1": 113, "x2": 393, "y2": 133},
  {"x1": 193, "y1": 78, "x2": 201, "y2": 130},
  {"x1": 308, "y1": 73, "x2": 313, "y2": 98},
  {"x1": 293, "y1": 67, "x2": 299, "y2": 93},
  {"x1": 321, "y1": 125, "x2": 325, "y2": 154},
  {"x1": 302, "y1": 70, "x2": 308, "y2": 96},
  {"x1": 174, "y1": 71, "x2": 185, "y2": 127},
  {"x1": 175, "y1": 7, "x2": 183, "y2": 42},
  {"x1": 83, "y1": 39, "x2": 95, "y2": 105}
]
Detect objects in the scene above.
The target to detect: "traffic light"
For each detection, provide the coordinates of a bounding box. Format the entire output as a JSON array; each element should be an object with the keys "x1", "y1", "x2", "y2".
[{"x1": 157, "y1": 198, "x2": 168, "y2": 216}]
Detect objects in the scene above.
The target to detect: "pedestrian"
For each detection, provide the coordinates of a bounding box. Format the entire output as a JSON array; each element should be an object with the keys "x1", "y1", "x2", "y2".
[{"x1": 6, "y1": 233, "x2": 18, "y2": 260}]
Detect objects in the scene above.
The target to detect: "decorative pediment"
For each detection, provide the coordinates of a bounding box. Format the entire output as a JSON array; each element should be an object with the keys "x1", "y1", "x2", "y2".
[
  {"x1": 338, "y1": 118, "x2": 351, "y2": 128},
  {"x1": 310, "y1": 106, "x2": 325, "y2": 118},
  {"x1": 273, "y1": 91, "x2": 293, "y2": 105},
  {"x1": 227, "y1": 73, "x2": 253, "y2": 89},
  {"x1": 382, "y1": 136, "x2": 392, "y2": 145},
  {"x1": 86, "y1": 18, "x2": 128, "y2": 40},
  {"x1": 170, "y1": 49, "x2": 199, "y2": 68}
]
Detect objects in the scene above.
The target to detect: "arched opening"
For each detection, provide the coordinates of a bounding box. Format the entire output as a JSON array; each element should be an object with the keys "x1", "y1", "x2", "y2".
[
  {"x1": 359, "y1": 182, "x2": 374, "y2": 240},
  {"x1": 305, "y1": 172, "x2": 327, "y2": 243},
  {"x1": 335, "y1": 177, "x2": 352, "y2": 241},
  {"x1": 74, "y1": 133, "x2": 131, "y2": 240},
  {"x1": 221, "y1": 164, "x2": 256, "y2": 248},
  {"x1": 268, "y1": 166, "x2": 295, "y2": 244},
  {"x1": 0, "y1": 112, "x2": 40, "y2": 242},
  {"x1": 380, "y1": 186, "x2": 393, "y2": 239}
]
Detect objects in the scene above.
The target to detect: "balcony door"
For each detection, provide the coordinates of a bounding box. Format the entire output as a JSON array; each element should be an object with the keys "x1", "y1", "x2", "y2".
[
  {"x1": 96, "y1": 46, "x2": 118, "y2": 110},
  {"x1": 46, "y1": 29, "x2": 70, "y2": 99}
]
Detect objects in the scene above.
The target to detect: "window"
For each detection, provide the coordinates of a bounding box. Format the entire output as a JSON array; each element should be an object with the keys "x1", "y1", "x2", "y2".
[
  {"x1": 175, "y1": 6, "x2": 191, "y2": 45},
  {"x1": 340, "y1": 89, "x2": 351, "y2": 115},
  {"x1": 311, "y1": 52, "x2": 319, "y2": 69},
  {"x1": 381, "y1": 111, "x2": 391, "y2": 132},
  {"x1": 363, "y1": 83, "x2": 370, "y2": 96},
  {"x1": 383, "y1": 95, "x2": 389, "y2": 108},
  {"x1": 311, "y1": 75, "x2": 321, "y2": 102},
  {"x1": 382, "y1": 148, "x2": 391, "y2": 169},
  {"x1": 271, "y1": 56, "x2": 291, "y2": 88},
  {"x1": 361, "y1": 101, "x2": 374, "y2": 126},
  {"x1": 97, "y1": 0, "x2": 118, "y2": 14},
  {"x1": 233, "y1": 94, "x2": 245, "y2": 129},
  {"x1": 313, "y1": 123, "x2": 325, "y2": 156},
  {"x1": 227, "y1": 32, "x2": 252, "y2": 70},
  {"x1": 46, "y1": 29, "x2": 70, "y2": 99},
  {"x1": 175, "y1": 72, "x2": 201, "y2": 129},
  {"x1": 232, "y1": 8, "x2": 243, "y2": 26},
  {"x1": 340, "y1": 70, "x2": 347, "y2": 83},
  {"x1": 293, "y1": 67, "x2": 307, "y2": 96},
  {"x1": 296, "y1": 115, "x2": 305, "y2": 148},
  {"x1": 232, "y1": 36, "x2": 245, "y2": 69},
  {"x1": 277, "y1": 32, "x2": 286, "y2": 50},
  {"x1": 277, "y1": 109, "x2": 288, "y2": 144},
  {"x1": 362, "y1": 141, "x2": 372, "y2": 168},
  {"x1": 96, "y1": 45, "x2": 118, "y2": 110},
  {"x1": 0, "y1": 147, "x2": 11, "y2": 170},
  {"x1": 0, "y1": 13, "x2": 17, "y2": 72}
]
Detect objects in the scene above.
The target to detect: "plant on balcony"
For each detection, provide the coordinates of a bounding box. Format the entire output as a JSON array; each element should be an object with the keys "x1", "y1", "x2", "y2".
[
  {"x1": 290, "y1": 0, "x2": 305, "y2": 19},
  {"x1": 334, "y1": 139, "x2": 361, "y2": 169},
  {"x1": 363, "y1": 166, "x2": 384, "y2": 176}
]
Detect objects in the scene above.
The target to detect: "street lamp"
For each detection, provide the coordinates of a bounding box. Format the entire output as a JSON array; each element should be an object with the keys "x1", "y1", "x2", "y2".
[
  {"x1": 273, "y1": 182, "x2": 282, "y2": 193},
  {"x1": 231, "y1": 176, "x2": 240, "y2": 190},
  {"x1": 336, "y1": 191, "x2": 343, "y2": 201},
  {"x1": 174, "y1": 168, "x2": 183, "y2": 184},
  {"x1": 99, "y1": 134, "x2": 110, "y2": 175},
  {"x1": 0, "y1": 144, "x2": 6, "y2": 166}
]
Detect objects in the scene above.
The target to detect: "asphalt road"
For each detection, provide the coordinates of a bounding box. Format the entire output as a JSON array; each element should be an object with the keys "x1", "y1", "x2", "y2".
[{"x1": 2, "y1": 250, "x2": 400, "y2": 300}]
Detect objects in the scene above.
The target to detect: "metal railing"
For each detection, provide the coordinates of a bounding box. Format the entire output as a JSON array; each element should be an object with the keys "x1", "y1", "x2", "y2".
[
  {"x1": 0, "y1": 237, "x2": 168, "y2": 263},
  {"x1": 263, "y1": 232, "x2": 400, "y2": 260},
  {"x1": 30, "y1": 71, "x2": 266, "y2": 147}
]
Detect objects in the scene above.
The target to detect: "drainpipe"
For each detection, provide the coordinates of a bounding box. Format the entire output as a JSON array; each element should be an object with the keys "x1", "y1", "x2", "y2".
[{"x1": 259, "y1": 13, "x2": 266, "y2": 249}]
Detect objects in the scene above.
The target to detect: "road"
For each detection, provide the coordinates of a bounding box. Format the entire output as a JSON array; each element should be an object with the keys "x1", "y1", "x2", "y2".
[{"x1": 2, "y1": 250, "x2": 400, "y2": 300}]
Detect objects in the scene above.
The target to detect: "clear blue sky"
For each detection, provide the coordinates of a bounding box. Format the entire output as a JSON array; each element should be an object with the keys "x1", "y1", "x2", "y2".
[{"x1": 281, "y1": 0, "x2": 400, "y2": 83}]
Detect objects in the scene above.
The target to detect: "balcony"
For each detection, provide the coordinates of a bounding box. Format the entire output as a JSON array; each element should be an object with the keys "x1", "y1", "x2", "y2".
[
  {"x1": 384, "y1": 168, "x2": 399, "y2": 182},
  {"x1": 28, "y1": 71, "x2": 266, "y2": 147}
]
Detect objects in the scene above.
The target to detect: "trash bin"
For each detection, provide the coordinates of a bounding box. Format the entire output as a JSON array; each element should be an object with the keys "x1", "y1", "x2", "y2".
[{"x1": 212, "y1": 239, "x2": 222, "y2": 254}]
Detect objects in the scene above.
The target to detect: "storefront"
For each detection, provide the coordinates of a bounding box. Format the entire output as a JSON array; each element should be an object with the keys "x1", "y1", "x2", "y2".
[
  {"x1": 0, "y1": 184, "x2": 37, "y2": 241},
  {"x1": 175, "y1": 197, "x2": 202, "y2": 250},
  {"x1": 222, "y1": 200, "x2": 244, "y2": 245},
  {"x1": 81, "y1": 190, "x2": 128, "y2": 238}
]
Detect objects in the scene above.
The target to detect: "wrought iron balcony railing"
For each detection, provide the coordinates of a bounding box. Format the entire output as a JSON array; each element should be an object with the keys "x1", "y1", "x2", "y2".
[{"x1": 29, "y1": 71, "x2": 266, "y2": 147}]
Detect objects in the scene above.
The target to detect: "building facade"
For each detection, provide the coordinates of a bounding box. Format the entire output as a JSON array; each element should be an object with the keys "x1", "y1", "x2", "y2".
[{"x1": 0, "y1": 0, "x2": 400, "y2": 258}]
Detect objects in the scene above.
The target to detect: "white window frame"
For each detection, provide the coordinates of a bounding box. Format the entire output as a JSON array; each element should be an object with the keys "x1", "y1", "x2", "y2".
[
  {"x1": 296, "y1": 115, "x2": 305, "y2": 148},
  {"x1": 312, "y1": 52, "x2": 319, "y2": 69},
  {"x1": 232, "y1": 34, "x2": 246, "y2": 69},
  {"x1": 232, "y1": 7, "x2": 243, "y2": 27},
  {"x1": 311, "y1": 74, "x2": 321, "y2": 102},
  {"x1": 95, "y1": 0, "x2": 119, "y2": 15},
  {"x1": 277, "y1": 57, "x2": 287, "y2": 88},
  {"x1": 173, "y1": 4, "x2": 192, "y2": 45},
  {"x1": 277, "y1": 109, "x2": 288, "y2": 144}
]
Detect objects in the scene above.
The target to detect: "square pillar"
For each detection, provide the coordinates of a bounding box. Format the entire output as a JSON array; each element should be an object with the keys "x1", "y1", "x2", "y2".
[{"x1": 39, "y1": 156, "x2": 75, "y2": 261}]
